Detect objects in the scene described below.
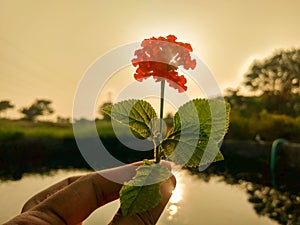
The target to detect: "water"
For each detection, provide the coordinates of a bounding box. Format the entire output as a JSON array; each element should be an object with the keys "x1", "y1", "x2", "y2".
[{"x1": 0, "y1": 169, "x2": 280, "y2": 225}]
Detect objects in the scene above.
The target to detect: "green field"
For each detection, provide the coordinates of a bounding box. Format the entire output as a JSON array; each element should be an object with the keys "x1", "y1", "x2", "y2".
[
  {"x1": 0, "y1": 119, "x2": 116, "y2": 140},
  {"x1": 1, "y1": 113, "x2": 300, "y2": 142}
]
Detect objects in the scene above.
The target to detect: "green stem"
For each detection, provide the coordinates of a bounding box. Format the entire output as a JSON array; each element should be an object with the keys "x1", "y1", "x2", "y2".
[
  {"x1": 160, "y1": 80, "x2": 165, "y2": 131},
  {"x1": 155, "y1": 80, "x2": 165, "y2": 163}
]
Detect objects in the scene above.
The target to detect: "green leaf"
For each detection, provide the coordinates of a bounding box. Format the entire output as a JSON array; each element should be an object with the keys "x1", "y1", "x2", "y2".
[
  {"x1": 120, "y1": 161, "x2": 170, "y2": 216},
  {"x1": 161, "y1": 99, "x2": 230, "y2": 167},
  {"x1": 102, "y1": 99, "x2": 157, "y2": 139}
]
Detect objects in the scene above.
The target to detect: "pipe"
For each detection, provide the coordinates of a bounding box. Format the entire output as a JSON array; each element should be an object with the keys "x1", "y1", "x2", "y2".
[{"x1": 270, "y1": 138, "x2": 288, "y2": 190}]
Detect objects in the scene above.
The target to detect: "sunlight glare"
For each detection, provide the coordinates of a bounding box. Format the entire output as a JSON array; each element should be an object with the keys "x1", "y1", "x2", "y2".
[{"x1": 167, "y1": 171, "x2": 184, "y2": 220}]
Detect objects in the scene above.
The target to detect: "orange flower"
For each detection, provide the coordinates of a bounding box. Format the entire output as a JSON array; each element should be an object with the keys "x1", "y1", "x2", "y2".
[{"x1": 132, "y1": 35, "x2": 196, "y2": 92}]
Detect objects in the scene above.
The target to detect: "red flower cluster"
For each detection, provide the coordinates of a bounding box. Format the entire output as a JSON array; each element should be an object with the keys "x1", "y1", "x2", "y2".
[{"x1": 132, "y1": 35, "x2": 196, "y2": 92}]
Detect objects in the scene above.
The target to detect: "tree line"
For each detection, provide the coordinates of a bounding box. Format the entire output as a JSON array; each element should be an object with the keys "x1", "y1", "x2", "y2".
[
  {"x1": 0, "y1": 99, "x2": 55, "y2": 121},
  {"x1": 224, "y1": 47, "x2": 300, "y2": 142},
  {"x1": 226, "y1": 48, "x2": 300, "y2": 118}
]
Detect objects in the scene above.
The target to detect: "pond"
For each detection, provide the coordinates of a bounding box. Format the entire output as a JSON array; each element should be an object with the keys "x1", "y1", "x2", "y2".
[{"x1": 0, "y1": 169, "x2": 282, "y2": 225}]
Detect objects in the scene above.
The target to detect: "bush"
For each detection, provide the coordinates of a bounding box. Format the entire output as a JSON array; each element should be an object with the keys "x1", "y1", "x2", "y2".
[{"x1": 226, "y1": 111, "x2": 300, "y2": 142}]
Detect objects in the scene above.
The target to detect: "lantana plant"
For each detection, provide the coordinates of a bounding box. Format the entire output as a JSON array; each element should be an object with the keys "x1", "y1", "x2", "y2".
[{"x1": 102, "y1": 35, "x2": 230, "y2": 216}]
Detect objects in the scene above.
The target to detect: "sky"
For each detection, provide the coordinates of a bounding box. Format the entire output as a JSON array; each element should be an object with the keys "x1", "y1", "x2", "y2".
[{"x1": 1, "y1": 0, "x2": 300, "y2": 120}]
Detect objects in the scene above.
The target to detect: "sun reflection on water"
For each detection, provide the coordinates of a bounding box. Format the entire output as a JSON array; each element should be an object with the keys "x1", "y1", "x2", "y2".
[{"x1": 167, "y1": 171, "x2": 185, "y2": 220}]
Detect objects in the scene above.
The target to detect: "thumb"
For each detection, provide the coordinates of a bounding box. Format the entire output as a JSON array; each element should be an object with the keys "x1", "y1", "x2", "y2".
[{"x1": 109, "y1": 175, "x2": 176, "y2": 225}]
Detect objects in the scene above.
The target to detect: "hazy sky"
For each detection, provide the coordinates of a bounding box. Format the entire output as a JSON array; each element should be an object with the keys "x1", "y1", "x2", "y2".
[{"x1": 1, "y1": 0, "x2": 300, "y2": 119}]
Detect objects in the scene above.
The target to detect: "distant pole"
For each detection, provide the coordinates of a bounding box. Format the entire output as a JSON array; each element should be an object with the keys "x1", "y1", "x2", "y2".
[{"x1": 108, "y1": 92, "x2": 112, "y2": 103}]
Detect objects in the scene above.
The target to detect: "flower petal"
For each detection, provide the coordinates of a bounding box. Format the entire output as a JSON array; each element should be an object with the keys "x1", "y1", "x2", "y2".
[{"x1": 132, "y1": 35, "x2": 196, "y2": 92}]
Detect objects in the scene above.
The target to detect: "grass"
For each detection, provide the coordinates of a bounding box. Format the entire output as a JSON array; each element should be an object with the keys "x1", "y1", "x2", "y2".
[
  {"x1": 2, "y1": 111, "x2": 300, "y2": 143},
  {"x1": 0, "y1": 119, "x2": 73, "y2": 139},
  {"x1": 0, "y1": 119, "x2": 118, "y2": 140}
]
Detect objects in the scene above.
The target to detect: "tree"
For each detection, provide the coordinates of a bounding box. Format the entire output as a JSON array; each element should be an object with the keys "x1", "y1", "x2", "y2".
[
  {"x1": 0, "y1": 100, "x2": 14, "y2": 118},
  {"x1": 225, "y1": 88, "x2": 264, "y2": 117},
  {"x1": 20, "y1": 99, "x2": 54, "y2": 121},
  {"x1": 56, "y1": 116, "x2": 70, "y2": 124},
  {"x1": 243, "y1": 48, "x2": 300, "y2": 116}
]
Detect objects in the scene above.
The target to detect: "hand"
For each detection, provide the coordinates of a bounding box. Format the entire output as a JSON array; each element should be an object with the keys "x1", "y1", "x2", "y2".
[{"x1": 4, "y1": 162, "x2": 176, "y2": 225}]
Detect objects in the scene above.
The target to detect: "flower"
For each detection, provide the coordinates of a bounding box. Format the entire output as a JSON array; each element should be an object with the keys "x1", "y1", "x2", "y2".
[{"x1": 132, "y1": 35, "x2": 196, "y2": 92}]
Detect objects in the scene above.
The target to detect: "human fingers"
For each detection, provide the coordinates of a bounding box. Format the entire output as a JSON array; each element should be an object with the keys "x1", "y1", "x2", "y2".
[
  {"x1": 5, "y1": 162, "x2": 145, "y2": 225},
  {"x1": 109, "y1": 175, "x2": 176, "y2": 225},
  {"x1": 21, "y1": 175, "x2": 82, "y2": 212},
  {"x1": 22, "y1": 161, "x2": 147, "y2": 213}
]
